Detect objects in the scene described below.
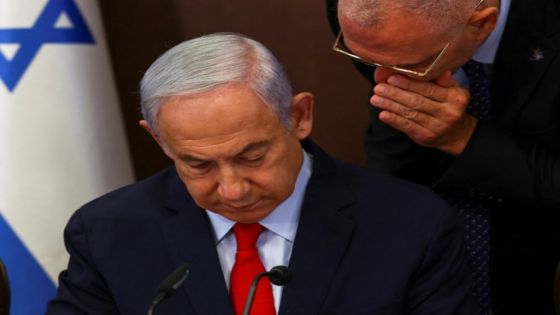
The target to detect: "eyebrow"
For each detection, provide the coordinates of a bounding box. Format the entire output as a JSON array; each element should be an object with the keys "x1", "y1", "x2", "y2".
[{"x1": 178, "y1": 140, "x2": 271, "y2": 163}]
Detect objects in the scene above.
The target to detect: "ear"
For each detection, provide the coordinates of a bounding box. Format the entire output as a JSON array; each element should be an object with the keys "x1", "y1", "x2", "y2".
[
  {"x1": 468, "y1": 6, "x2": 499, "y2": 41},
  {"x1": 139, "y1": 120, "x2": 174, "y2": 158},
  {"x1": 290, "y1": 92, "x2": 314, "y2": 140}
]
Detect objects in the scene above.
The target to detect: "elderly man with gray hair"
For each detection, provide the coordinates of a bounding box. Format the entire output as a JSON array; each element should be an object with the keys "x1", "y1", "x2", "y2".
[
  {"x1": 328, "y1": 0, "x2": 560, "y2": 314},
  {"x1": 47, "y1": 33, "x2": 477, "y2": 314}
]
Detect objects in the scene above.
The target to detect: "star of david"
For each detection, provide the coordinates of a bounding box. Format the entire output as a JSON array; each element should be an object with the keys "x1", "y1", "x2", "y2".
[{"x1": 0, "y1": 0, "x2": 95, "y2": 92}]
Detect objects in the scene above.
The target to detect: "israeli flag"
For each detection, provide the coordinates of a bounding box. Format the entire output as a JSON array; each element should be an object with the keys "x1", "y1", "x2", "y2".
[{"x1": 0, "y1": 0, "x2": 134, "y2": 314}]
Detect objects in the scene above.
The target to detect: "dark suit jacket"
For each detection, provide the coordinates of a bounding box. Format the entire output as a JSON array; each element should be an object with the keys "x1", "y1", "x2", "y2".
[
  {"x1": 46, "y1": 141, "x2": 477, "y2": 314},
  {"x1": 327, "y1": 0, "x2": 560, "y2": 314}
]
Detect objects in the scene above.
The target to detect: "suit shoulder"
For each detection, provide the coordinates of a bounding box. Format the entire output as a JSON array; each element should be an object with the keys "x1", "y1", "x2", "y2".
[
  {"x1": 334, "y1": 160, "x2": 454, "y2": 221},
  {"x1": 335, "y1": 160, "x2": 441, "y2": 199},
  {"x1": 74, "y1": 167, "x2": 179, "y2": 221}
]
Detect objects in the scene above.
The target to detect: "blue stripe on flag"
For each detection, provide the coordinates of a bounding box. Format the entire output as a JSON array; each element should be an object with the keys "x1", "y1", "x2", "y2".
[
  {"x1": 0, "y1": 213, "x2": 56, "y2": 315},
  {"x1": 0, "y1": 0, "x2": 95, "y2": 91}
]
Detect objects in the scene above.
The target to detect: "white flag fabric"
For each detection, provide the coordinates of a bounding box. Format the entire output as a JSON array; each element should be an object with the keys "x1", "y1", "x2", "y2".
[{"x1": 0, "y1": 0, "x2": 134, "y2": 313}]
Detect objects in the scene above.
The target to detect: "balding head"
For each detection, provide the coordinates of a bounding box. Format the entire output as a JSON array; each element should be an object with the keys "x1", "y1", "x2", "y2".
[{"x1": 338, "y1": 0, "x2": 475, "y2": 38}]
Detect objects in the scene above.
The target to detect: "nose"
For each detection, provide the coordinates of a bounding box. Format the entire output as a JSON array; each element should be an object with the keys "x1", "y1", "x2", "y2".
[
  {"x1": 217, "y1": 166, "x2": 249, "y2": 201},
  {"x1": 373, "y1": 66, "x2": 397, "y2": 84},
  {"x1": 375, "y1": 66, "x2": 437, "y2": 84}
]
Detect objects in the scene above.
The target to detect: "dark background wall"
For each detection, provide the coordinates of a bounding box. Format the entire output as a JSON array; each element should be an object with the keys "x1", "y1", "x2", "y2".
[{"x1": 99, "y1": 0, "x2": 371, "y2": 180}]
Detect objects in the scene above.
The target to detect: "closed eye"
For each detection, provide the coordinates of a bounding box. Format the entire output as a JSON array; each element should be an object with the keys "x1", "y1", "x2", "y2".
[
  {"x1": 188, "y1": 161, "x2": 213, "y2": 172},
  {"x1": 239, "y1": 154, "x2": 265, "y2": 165}
]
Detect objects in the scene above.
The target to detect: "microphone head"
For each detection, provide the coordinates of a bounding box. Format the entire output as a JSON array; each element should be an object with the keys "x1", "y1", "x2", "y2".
[
  {"x1": 267, "y1": 265, "x2": 292, "y2": 286},
  {"x1": 157, "y1": 263, "x2": 190, "y2": 297}
]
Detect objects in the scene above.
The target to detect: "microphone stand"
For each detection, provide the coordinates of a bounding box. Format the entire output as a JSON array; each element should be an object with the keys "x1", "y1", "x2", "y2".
[
  {"x1": 242, "y1": 266, "x2": 292, "y2": 315},
  {"x1": 242, "y1": 272, "x2": 270, "y2": 315},
  {"x1": 147, "y1": 263, "x2": 190, "y2": 315},
  {"x1": 147, "y1": 294, "x2": 165, "y2": 315}
]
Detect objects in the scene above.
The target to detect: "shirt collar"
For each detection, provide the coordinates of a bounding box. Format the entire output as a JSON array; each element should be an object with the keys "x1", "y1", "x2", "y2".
[
  {"x1": 472, "y1": 0, "x2": 511, "y2": 64},
  {"x1": 206, "y1": 149, "x2": 313, "y2": 244}
]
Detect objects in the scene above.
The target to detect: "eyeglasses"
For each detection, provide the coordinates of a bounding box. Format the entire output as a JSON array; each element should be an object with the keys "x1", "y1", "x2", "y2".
[{"x1": 332, "y1": 0, "x2": 486, "y2": 78}]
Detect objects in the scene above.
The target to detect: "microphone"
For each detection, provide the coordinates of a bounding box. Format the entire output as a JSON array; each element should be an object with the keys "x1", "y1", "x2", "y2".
[
  {"x1": 147, "y1": 263, "x2": 190, "y2": 315},
  {"x1": 267, "y1": 265, "x2": 292, "y2": 286},
  {"x1": 242, "y1": 266, "x2": 293, "y2": 315}
]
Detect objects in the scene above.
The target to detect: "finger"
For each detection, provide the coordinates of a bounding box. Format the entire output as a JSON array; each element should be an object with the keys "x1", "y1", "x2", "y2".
[
  {"x1": 371, "y1": 94, "x2": 447, "y2": 132},
  {"x1": 386, "y1": 74, "x2": 451, "y2": 102},
  {"x1": 373, "y1": 83, "x2": 439, "y2": 116},
  {"x1": 371, "y1": 94, "x2": 419, "y2": 119},
  {"x1": 378, "y1": 110, "x2": 437, "y2": 145}
]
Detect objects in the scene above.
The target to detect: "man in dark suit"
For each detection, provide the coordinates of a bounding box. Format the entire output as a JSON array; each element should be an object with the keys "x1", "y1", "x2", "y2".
[
  {"x1": 328, "y1": 0, "x2": 560, "y2": 314},
  {"x1": 46, "y1": 32, "x2": 477, "y2": 314}
]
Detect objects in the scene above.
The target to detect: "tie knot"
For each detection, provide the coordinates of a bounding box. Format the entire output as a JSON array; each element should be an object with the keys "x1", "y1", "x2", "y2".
[{"x1": 233, "y1": 223, "x2": 264, "y2": 251}]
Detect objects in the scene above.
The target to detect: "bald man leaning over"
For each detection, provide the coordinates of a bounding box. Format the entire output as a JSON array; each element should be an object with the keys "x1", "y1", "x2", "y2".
[{"x1": 328, "y1": 0, "x2": 560, "y2": 314}]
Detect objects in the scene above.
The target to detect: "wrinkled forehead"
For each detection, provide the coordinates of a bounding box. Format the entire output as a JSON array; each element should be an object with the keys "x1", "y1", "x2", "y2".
[
  {"x1": 338, "y1": 8, "x2": 450, "y2": 66},
  {"x1": 157, "y1": 85, "x2": 283, "y2": 141}
]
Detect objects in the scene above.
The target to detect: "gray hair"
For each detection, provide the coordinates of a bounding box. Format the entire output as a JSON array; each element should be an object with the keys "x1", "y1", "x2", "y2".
[
  {"x1": 339, "y1": 0, "x2": 477, "y2": 38},
  {"x1": 140, "y1": 32, "x2": 293, "y2": 133}
]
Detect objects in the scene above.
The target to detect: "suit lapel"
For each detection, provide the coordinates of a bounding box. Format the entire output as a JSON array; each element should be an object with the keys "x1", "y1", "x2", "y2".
[
  {"x1": 279, "y1": 143, "x2": 355, "y2": 314},
  {"x1": 492, "y1": 0, "x2": 560, "y2": 123},
  {"x1": 160, "y1": 170, "x2": 234, "y2": 315},
  {"x1": 158, "y1": 143, "x2": 356, "y2": 314}
]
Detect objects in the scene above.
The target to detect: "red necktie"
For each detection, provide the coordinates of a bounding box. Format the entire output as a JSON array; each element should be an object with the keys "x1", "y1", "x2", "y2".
[{"x1": 230, "y1": 223, "x2": 276, "y2": 315}]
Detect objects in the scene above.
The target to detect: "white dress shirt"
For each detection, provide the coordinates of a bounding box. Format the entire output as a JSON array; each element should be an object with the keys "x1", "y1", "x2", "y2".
[{"x1": 206, "y1": 150, "x2": 313, "y2": 312}]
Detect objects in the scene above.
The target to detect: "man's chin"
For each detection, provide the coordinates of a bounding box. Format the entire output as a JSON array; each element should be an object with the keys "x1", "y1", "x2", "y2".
[
  {"x1": 225, "y1": 211, "x2": 271, "y2": 224},
  {"x1": 212, "y1": 202, "x2": 274, "y2": 224}
]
